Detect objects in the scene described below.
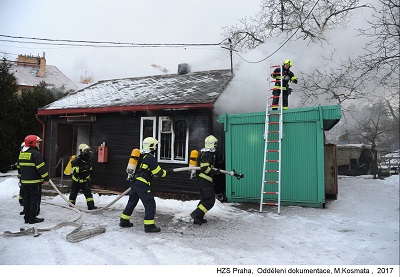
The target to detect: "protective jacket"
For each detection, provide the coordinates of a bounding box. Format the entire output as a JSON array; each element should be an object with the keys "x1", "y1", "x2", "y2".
[
  {"x1": 17, "y1": 147, "x2": 49, "y2": 185},
  {"x1": 271, "y1": 67, "x2": 297, "y2": 90},
  {"x1": 71, "y1": 154, "x2": 92, "y2": 183},
  {"x1": 135, "y1": 153, "x2": 166, "y2": 185},
  {"x1": 189, "y1": 149, "x2": 220, "y2": 224},
  {"x1": 198, "y1": 150, "x2": 219, "y2": 182}
]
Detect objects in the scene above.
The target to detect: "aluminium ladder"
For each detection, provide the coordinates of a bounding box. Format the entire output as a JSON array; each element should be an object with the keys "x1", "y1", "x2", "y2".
[{"x1": 259, "y1": 64, "x2": 284, "y2": 214}]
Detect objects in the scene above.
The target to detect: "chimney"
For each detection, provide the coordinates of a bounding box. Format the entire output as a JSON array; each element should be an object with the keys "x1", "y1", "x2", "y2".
[
  {"x1": 37, "y1": 52, "x2": 46, "y2": 78},
  {"x1": 17, "y1": 54, "x2": 40, "y2": 66}
]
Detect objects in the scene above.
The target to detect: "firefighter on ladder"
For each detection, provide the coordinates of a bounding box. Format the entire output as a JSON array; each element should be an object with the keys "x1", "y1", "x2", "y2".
[
  {"x1": 190, "y1": 135, "x2": 220, "y2": 225},
  {"x1": 271, "y1": 59, "x2": 298, "y2": 110}
]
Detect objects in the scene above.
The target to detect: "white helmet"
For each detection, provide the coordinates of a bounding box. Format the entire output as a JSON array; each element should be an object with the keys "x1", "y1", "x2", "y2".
[
  {"x1": 204, "y1": 135, "x2": 218, "y2": 152},
  {"x1": 142, "y1": 137, "x2": 158, "y2": 153},
  {"x1": 78, "y1": 143, "x2": 90, "y2": 154}
]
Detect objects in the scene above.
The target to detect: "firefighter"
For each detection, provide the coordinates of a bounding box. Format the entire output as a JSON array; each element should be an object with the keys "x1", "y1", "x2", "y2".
[
  {"x1": 120, "y1": 137, "x2": 169, "y2": 233},
  {"x1": 17, "y1": 135, "x2": 49, "y2": 224},
  {"x1": 69, "y1": 144, "x2": 97, "y2": 210},
  {"x1": 271, "y1": 59, "x2": 298, "y2": 110},
  {"x1": 190, "y1": 135, "x2": 220, "y2": 225},
  {"x1": 17, "y1": 142, "x2": 25, "y2": 215}
]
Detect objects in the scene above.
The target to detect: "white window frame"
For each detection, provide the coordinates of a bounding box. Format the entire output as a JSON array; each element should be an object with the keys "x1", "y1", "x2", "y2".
[
  {"x1": 140, "y1": 117, "x2": 156, "y2": 149},
  {"x1": 157, "y1": 116, "x2": 189, "y2": 164}
]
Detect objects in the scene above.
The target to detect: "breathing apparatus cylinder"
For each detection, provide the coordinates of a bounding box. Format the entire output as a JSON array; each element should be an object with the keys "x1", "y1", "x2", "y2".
[
  {"x1": 189, "y1": 150, "x2": 199, "y2": 179},
  {"x1": 126, "y1": 148, "x2": 140, "y2": 179}
]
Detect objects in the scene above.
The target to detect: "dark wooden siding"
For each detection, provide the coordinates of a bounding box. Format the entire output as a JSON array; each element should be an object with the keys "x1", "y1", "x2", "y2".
[{"x1": 43, "y1": 109, "x2": 226, "y2": 197}]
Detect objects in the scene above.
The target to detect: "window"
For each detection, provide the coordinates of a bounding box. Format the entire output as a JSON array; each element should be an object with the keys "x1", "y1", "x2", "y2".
[
  {"x1": 158, "y1": 117, "x2": 189, "y2": 164},
  {"x1": 140, "y1": 117, "x2": 156, "y2": 149}
]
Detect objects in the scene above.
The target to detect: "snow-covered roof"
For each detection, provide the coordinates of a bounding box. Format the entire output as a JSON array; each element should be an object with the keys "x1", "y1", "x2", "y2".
[
  {"x1": 40, "y1": 69, "x2": 233, "y2": 113},
  {"x1": 381, "y1": 149, "x2": 400, "y2": 165},
  {"x1": 11, "y1": 64, "x2": 78, "y2": 92}
]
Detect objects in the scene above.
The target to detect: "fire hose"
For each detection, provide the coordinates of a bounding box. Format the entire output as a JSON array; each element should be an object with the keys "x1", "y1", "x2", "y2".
[
  {"x1": 2, "y1": 166, "x2": 243, "y2": 241},
  {"x1": 1, "y1": 179, "x2": 127, "y2": 242},
  {"x1": 173, "y1": 166, "x2": 244, "y2": 179}
]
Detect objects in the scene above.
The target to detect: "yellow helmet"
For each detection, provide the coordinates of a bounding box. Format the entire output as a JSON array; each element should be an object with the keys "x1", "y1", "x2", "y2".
[
  {"x1": 142, "y1": 137, "x2": 158, "y2": 153},
  {"x1": 78, "y1": 143, "x2": 90, "y2": 154},
  {"x1": 204, "y1": 135, "x2": 218, "y2": 152},
  {"x1": 283, "y1": 59, "x2": 293, "y2": 67}
]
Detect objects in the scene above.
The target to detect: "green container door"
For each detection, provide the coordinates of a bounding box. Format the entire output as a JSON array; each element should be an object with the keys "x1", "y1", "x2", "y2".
[
  {"x1": 219, "y1": 105, "x2": 341, "y2": 208},
  {"x1": 224, "y1": 116, "x2": 265, "y2": 202}
]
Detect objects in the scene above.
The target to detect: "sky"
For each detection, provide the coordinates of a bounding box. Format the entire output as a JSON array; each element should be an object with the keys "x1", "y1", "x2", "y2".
[
  {"x1": 1, "y1": 0, "x2": 378, "y2": 112},
  {"x1": 0, "y1": 0, "x2": 388, "y2": 145},
  {"x1": 0, "y1": 0, "x2": 261, "y2": 83},
  {"x1": 0, "y1": 170, "x2": 399, "y2": 276}
]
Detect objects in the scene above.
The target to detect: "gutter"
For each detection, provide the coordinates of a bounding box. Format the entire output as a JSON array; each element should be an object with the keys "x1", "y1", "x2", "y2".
[
  {"x1": 37, "y1": 103, "x2": 214, "y2": 116},
  {"x1": 35, "y1": 114, "x2": 46, "y2": 156}
]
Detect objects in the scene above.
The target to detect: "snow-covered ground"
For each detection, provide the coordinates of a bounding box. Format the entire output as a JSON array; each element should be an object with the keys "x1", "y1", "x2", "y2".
[{"x1": 0, "y1": 171, "x2": 398, "y2": 276}]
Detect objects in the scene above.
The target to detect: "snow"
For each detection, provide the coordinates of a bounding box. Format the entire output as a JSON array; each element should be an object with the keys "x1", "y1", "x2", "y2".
[{"x1": 0, "y1": 171, "x2": 399, "y2": 276}]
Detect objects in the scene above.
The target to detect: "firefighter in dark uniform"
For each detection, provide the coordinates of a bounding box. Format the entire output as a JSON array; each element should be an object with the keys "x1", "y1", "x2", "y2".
[
  {"x1": 17, "y1": 142, "x2": 25, "y2": 215},
  {"x1": 69, "y1": 144, "x2": 97, "y2": 210},
  {"x1": 190, "y1": 135, "x2": 220, "y2": 225},
  {"x1": 120, "y1": 137, "x2": 168, "y2": 233},
  {"x1": 17, "y1": 135, "x2": 48, "y2": 224},
  {"x1": 271, "y1": 59, "x2": 298, "y2": 110}
]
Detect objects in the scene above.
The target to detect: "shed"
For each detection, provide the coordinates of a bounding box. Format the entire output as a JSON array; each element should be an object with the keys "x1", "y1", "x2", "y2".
[
  {"x1": 218, "y1": 105, "x2": 342, "y2": 208},
  {"x1": 37, "y1": 69, "x2": 233, "y2": 196},
  {"x1": 336, "y1": 144, "x2": 374, "y2": 175}
]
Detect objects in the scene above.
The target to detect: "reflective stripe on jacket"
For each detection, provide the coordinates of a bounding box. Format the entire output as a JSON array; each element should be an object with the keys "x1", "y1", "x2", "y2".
[
  {"x1": 198, "y1": 150, "x2": 217, "y2": 183},
  {"x1": 135, "y1": 153, "x2": 166, "y2": 185},
  {"x1": 71, "y1": 154, "x2": 92, "y2": 183},
  {"x1": 17, "y1": 147, "x2": 49, "y2": 185},
  {"x1": 271, "y1": 67, "x2": 297, "y2": 90}
]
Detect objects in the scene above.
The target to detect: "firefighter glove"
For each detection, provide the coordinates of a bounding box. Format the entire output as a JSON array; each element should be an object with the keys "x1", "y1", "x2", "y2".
[
  {"x1": 167, "y1": 169, "x2": 174, "y2": 175},
  {"x1": 293, "y1": 79, "x2": 298, "y2": 84}
]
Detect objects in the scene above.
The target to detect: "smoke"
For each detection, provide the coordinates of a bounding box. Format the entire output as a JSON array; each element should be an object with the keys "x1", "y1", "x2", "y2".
[{"x1": 215, "y1": 0, "x2": 378, "y2": 115}]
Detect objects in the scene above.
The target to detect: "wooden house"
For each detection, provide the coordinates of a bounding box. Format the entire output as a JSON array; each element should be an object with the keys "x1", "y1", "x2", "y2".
[{"x1": 37, "y1": 69, "x2": 233, "y2": 196}]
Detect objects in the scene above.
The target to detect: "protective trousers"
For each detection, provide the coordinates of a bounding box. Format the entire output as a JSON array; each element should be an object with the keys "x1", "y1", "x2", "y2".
[
  {"x1": 272, "y1": 89, "x2": 289, "y2": 109},
  {"x1": 122, "y1": 180, "x2": 156, "y2": 222},
  {"x1": 191, "y1": 178, "x2": 216, "y2": 219},
  {"x1": 69, "y1": 181, "x2": 95, "y2": 208},
  {"x1": 23, "y1": 184, "x2": 41, "y2": 223}
]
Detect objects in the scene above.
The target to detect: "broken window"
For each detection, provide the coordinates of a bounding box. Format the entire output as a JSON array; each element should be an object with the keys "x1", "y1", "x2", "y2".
[
  {"x1": 140, "y1": 117, "x2": 156, "y2": 149},
  {"x1": 158, "y1": 117, "x2": 188, "y2": 163}
]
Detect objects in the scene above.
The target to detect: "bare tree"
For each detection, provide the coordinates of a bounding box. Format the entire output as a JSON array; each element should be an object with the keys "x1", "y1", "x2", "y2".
[
  {"x1": 357, "y1": 0, "x2": 400, "y2": 92},
  {"x1": 339, "y1": 100, "x2": 399, "y2": 148},
  {"x1": 298, "y1": 53, "x2": 369, "y2": 106},
  {"x1": 223, "y1": 0, "x2": 369, "y2": 50},
  {"x1": 298, "y1": 0, "x2": 399, "y2": 107}
]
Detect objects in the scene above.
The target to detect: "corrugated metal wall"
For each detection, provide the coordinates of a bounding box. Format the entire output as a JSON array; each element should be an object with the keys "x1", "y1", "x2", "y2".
[
  {"x1": 219, "y1": 105, "x2": 341, "y2": 208},
  {"x1": 224, "y1": 115, "x2": 265, "y2": 202}
]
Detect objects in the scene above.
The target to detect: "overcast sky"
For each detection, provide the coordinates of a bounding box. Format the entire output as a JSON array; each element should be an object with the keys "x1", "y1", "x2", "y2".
[
  {"x1": 0, "y1": 0, "x2": 261, "y2": 84},
  {"x1": 1, "y1": 0, "x2": 381, "y2": 118}
]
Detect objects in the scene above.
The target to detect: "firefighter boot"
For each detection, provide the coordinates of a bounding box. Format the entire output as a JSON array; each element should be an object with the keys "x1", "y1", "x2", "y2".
[
  {"x1": 119, "y1": 218, "x2": 133, "y2": 228},
  {"x1": 190, "y1": 211, "x2": 206, "y2": 225},
  {"x1": 144, "y1": 224, "x2": 161, "y2": 233},
  {"x1": 87, "y1": 202, "x2": 98, "y2": 210},
  {"x1": 29, "y1": 217, "x2": 44, "y2": 224}
]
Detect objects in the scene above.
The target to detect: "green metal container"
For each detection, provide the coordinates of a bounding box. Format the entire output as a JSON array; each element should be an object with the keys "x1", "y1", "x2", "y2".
[{"x1": 218, "y1": 105, "x2": 342, "y2": 208}]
